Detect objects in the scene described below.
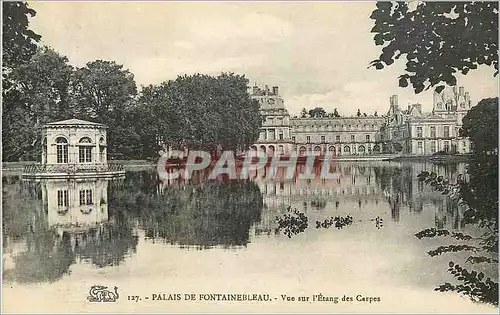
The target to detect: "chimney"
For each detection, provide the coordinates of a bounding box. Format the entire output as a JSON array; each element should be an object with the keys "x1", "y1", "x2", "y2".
[
  {"x1": 252, "y1": 85, "x2": 259, "y2": 95},
  {"x1": 272, "y1": 86, "x2": 279, "y2": 95},
  {"x1": 465, "y1": 91, "x2": 470, "y2": 102},
  {"x1": 264, "y1": 85, "x2": 269, "y2": 94},
  {"x1": 459, "y1": 86, "x2": 464, "y2": 95},
  {"x1": 390, "y1": 95, "x2": 398, "y2": 107},
  {"x1": 413, "y1": 103, "x2": 422, "y2": 113}
]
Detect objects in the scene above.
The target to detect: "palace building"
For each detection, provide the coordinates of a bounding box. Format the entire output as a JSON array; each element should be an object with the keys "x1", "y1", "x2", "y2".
[
  {"x1": 250, "y1": 84, "x2": 473, "y2": 156},
  {"x1": 381, "y1": 86, "x2": 472, "y2": 155}
]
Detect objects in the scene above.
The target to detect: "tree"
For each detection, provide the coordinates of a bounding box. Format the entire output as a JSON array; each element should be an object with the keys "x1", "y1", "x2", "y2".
[
  {"x1": 309, "y1": 107, "x2": 327, "y2": 118},
  {"x1": 2, "y1": 1, "x2": 41, "y2": 91},
  {"x1": 300, "y1": 108, "x2": 308, "y2": 118},
  {"x1": 333, "y1": 108, "x2": 340, "y2": 117},
  {"x1": 370, "y1": 2, "x2": 498, "y2": 94},
  {"x1": 416, "y1": 98, "x2": 499, "y2": 305},
  {"x1": 73, "y1": 60, "x2": 140, "y2": 159},
  {"x1": 2, "y1": 93, "x2": 36, "y2": 161},
  {"x1": 2, "y1": 2, "x2": 43, "y2": 161},
  {"x1": 356, "y1": 109, "x2": 361, "y2": 117},
  {"x1": 139, "y1": 73, "x2": 261, "y2": 156},
  {"x1": 12, "y1": 47, "x2": 75, "y2": 123},
  {"x1": 460, "y1": 98, "x2": 498, "y2": 154},
  {"x1": 73, "y1": 60, "x2": 137, "y2": 120}
]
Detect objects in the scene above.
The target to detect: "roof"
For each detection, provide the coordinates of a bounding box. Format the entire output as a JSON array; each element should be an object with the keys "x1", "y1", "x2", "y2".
[{"x1": 45, "y1": 119, "x2": 107, "y2": 128}]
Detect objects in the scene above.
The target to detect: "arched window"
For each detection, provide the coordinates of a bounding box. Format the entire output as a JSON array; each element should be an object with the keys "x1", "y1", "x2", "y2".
[
  {"x1": 299, "y1": 146, "x2": 307, "y2": 156},
  {"x1": 42, "y1": 137, "x2": 47, "y2": 163},
  {"x1": 56, "y1": 137, "x2": 68, "y2": 163},
  {"x1": 99, "y1": 137, "x2": 105, "y2": 162},
  {"x1": 344, "y1": 146, "x2": 351, "y2": 154},
  {"x1": 79, "y1": 137, "x2": 93, "y2": 163}
]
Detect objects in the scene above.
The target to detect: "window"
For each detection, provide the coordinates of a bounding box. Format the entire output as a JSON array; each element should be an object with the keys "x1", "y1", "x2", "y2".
[
  {"x1": 430, "y1": 126, "x2": 436, "y2": 138},
  {"x1": 366, "y1": 135, "x2": 370, "y2": 142},
  {"x1": 306, "y1": 136, "x2": 311, "y2": 143},
  {"x1": 80, "y1": 189, "x2": 93, "y2": 205},
  {"x1": 57, "y1": 190, "x2": 68, "y2": 207},
  {"x1": 444, "y1": 126, "x2": 450, "y2": 138},
  {"x1": 416, "y1": 127, "x2": 423, "y2": 138},
  {"x1": 336, "y1": 135, "x2": 340, "y2": 142},
  {"x1": 351, "y1": 134, "x2": 355, "y2": 142},
  {"x1": 43, "y1": 138, "x2": 47, "y2": 162},
  {"x1": 292, "y1": 136, "x2": 296, "y2": 142},
  {"x1": 321, "y1": 136, "x2": 325, "y2": 143},
  {"x1": 417, "y1": 141, "x2": 422, "y2": 149},
  {"x1": 279, "y1": 131, "x2": 283, "y2": 140},
  {"x1": 79, "y1": 137, "x2": 93, "y2": 163},
  {"x1": 269, "y1": 129, "x2": 275, "y2": 140},
  {"x1": 431, "y1": 141, "x2": 436, "y2": 153},
  {"x1": 444, "y1": 141, "x2": 450, "y2": 152},
  {"x1": 56, "y1": 137, "x2": 68, "y2": 163},
  {"x1": 79, "y1": 147, "x2": 92, "y2": 163},
  {"x1": 260, "y1": 130, "x2": 266, "y2": 140}
]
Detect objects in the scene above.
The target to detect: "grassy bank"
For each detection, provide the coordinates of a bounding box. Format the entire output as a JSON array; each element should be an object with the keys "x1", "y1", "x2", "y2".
[{"x1": 389, "y1": 154, "x2": 471, "y2": 163}]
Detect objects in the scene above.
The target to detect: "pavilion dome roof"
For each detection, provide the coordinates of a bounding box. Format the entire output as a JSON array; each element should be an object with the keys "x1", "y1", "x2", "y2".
[{"x1": 44, "y1": 119, "x2": 107, "y2": 128}]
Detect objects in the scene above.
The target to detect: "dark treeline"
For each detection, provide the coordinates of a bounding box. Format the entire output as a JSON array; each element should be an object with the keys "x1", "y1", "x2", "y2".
[{"x1": 2, "y1": 2, "x2": 261, "y2": 162}]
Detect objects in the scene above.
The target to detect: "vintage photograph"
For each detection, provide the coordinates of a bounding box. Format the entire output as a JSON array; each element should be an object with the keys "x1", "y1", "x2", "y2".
[{"x1": 2, "y1": 1, "x2": 498, "y2": 313}]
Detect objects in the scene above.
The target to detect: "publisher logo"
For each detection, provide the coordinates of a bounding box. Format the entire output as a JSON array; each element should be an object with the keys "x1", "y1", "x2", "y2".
[{"x1": 87, "y1": 285, "x2": 119, "y2": 302}]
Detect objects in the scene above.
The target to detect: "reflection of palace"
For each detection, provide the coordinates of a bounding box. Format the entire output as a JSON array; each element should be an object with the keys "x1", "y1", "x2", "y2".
[{"x1": 250, "y1": 162, "x2": 467, "y2": 234}]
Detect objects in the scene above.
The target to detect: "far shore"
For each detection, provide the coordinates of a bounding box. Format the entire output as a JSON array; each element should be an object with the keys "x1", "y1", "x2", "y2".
[{"x1": 2, "y1": 154, "x2": 471, "y2": 176}]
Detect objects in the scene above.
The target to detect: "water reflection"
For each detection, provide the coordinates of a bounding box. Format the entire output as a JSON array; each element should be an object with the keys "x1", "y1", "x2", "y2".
[
  {"x1": 109, "y1": 174, "x2": 263, "y2": 248},
  {"x1": 3, "y1": 177, "x2": 138, "y2": 283},
  {"x1": 2, "y1": 162, "x2": 469, "y2": 285}
]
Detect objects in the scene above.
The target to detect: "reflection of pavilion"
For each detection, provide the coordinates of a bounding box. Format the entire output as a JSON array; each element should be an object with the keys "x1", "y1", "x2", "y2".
[
  {"x1": 42, "y1": 177, "x2": 115, "y2": 250},
  {"x1": 3, "y1": 176, "x2": 138, "y2": 283},
  {"x1": 44, "y1": 178, "x2": 110, "y2": 234}
]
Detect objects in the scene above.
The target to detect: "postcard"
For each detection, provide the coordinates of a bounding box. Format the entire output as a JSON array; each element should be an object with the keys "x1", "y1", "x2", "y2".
[{"x1": 2, "y1": 1, "x2": 498, "y2": 314}]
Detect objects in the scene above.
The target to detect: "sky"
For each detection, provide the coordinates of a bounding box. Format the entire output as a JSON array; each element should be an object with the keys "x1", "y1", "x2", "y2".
[{"x1": 28, "y1": 1, "x2": 498, "y2": 116}]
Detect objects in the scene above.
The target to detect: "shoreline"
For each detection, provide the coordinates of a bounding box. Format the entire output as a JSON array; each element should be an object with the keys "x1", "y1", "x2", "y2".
[{"x1": 2, "y1": 155, "x2": 471, "y2": 176}]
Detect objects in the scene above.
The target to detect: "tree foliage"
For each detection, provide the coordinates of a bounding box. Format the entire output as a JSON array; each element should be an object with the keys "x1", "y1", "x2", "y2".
[
  {"x1": 2, "y1": 1, "x2": 41, "y2": 90},
  {"x1": 12, "y1": 46, "x2": 74, "y2": 123},
  {"x1": 2, "y1": 47, "x2": 143, "y2": 160},
  {"x1": 300, "y1": 107, "x2": 308, "y2": 118},
  {"x1": 72, "y1": 60, "x2": 140, "y2": 159},
  {"x1": 460, "y1": 97, "x2": 498, "y2": 154},
  {"x1": 139, "y1": 73, "x2": 261, "y2": 154},
  {"x1": 416, "y1": 98, "x2": 498, "y2": 304},
  {"x1": 370, "y1": 2, "x2": 498, "y2": 94},
  {"x1": 308, "y1": 107, "x2": 327, "y2": 118}
]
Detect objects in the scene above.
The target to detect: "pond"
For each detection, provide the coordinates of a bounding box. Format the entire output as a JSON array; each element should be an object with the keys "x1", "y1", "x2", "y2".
[{"x1": 2, "y1": 161, "x2": 497, "y2": 313}]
